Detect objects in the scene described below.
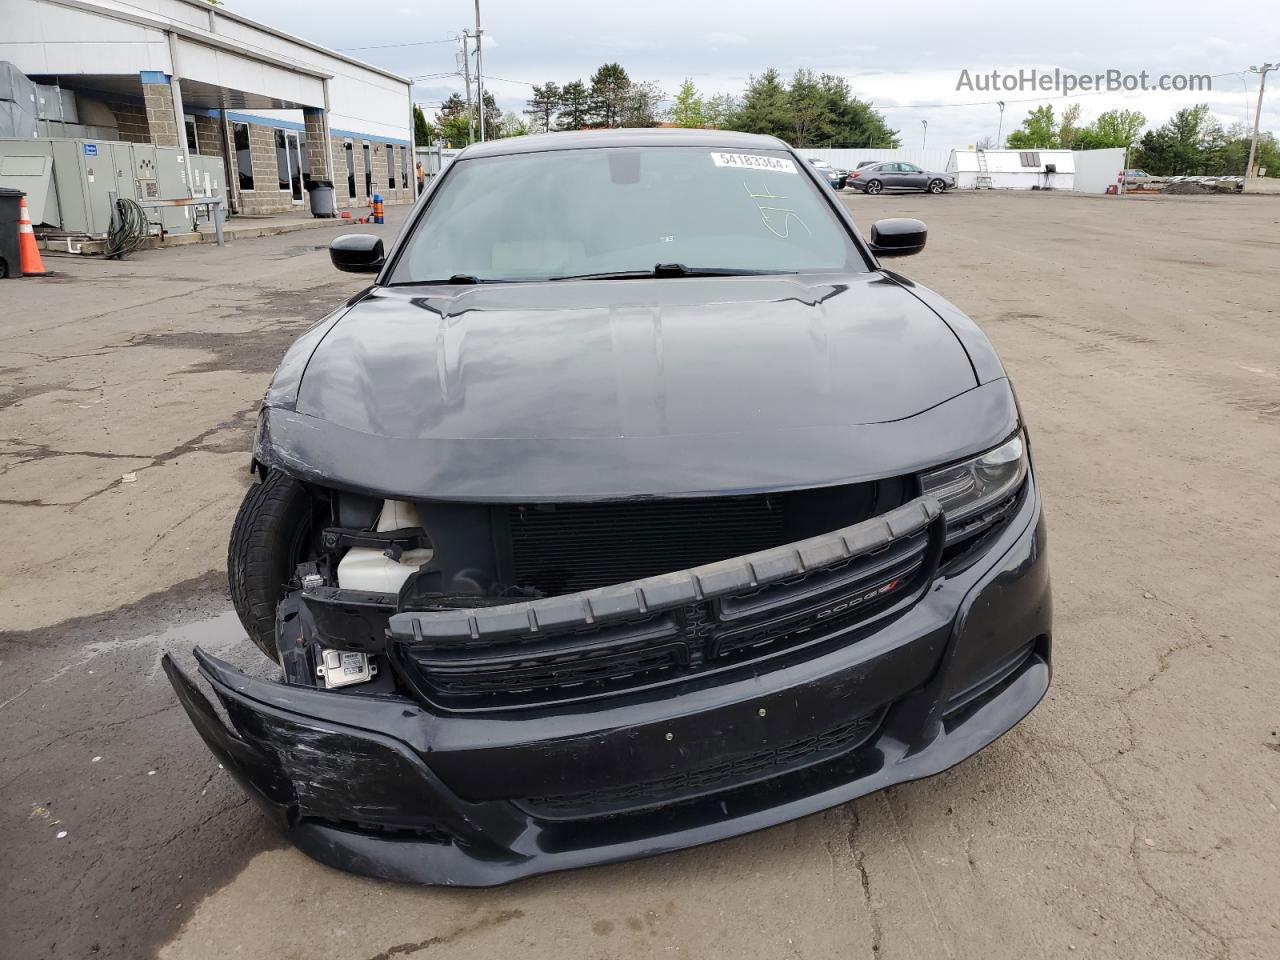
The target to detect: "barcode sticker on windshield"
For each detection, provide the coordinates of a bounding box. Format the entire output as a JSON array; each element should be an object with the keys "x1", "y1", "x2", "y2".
[{"x1": 711, "y1": 152, "x2": 797, "y2": 174}]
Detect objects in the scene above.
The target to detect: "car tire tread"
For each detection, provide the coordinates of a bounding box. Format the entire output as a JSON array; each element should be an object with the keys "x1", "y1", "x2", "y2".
[{"x1": 228, "y1": 469, "x2": 312, "y2": 662}]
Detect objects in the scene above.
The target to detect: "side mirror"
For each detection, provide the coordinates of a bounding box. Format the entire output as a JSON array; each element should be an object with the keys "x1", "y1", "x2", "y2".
[
  {"x1": 330, "y1": 234, "x2": 385, "y2": 273},
  {"x1": 868, "y1": 218, "x2": 927, "y2": 258}
]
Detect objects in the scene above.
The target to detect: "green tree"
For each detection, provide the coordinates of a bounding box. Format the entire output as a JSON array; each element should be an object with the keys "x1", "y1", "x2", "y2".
[
  {"x1": 1057, "y1": 103, "x2": 1082, "y2": 149},
  {"x1": 1132, "y1": 104, "x2": 1222, "y2": 175},
  {"x1": 703, "y1": 93, "x2": 738, "y2": 129},
  {"x1": 1089, "y1": 109, "x2": 1146, "y2": 147},
  {"x1": 1006, "y1": 105, "x2": 1058, "y2": 148},
  {"x1": 1215, "y1": 124, "x2": 1280, "y2": 176},
  {"x1": 729, "y1": 69, "x2": 790, "y2": 140},
  {"x1": 435, "y1": 93, "x2": 471, "y2": 148},
  {"x1": 814, "y1": 72, "x2": 897, "y2": 147},
  {"x1": 622, "y1": 81, "x2": 664, "y2": 127},
  {"x1": 480, "y1": 91, "x2": 501, "y2": 138},
  {"x1": 786, "y1": 68, "x2": 827, "y2": 145},
  {"x1": 496, "y1": 111, "x2": 530, "y2": 139},
  {"x1": 412, "y1": 104, "x2": 434, "y2": 146},
  {"x1": 670, "y1": 79, "x2": 706, "y2": 128},
  {"x1": 589, "y1": 63, "x2": 631, "y2": 127},
  {"x1": 524, "y1": 82, "x2": 561, "y2": 134},
  {"x1": 724, "y1": 68, "x2": 896, "y2": 147},
  {"x1": 555, "y1": 80, "x2": 591, "y2": 130}
]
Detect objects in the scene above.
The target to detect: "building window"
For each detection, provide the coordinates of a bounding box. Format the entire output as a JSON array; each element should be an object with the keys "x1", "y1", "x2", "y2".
[
  {"x1": 387, "y1": 143, "x2": 396, "y2": 189},
  {"x1": 184, "y1": 116, "x2": 199, "y2": 154},
  {"x1": 362, "y1": 142, "x2": 372, "y2": 197},
  {"x1": 275, "y1": 129, "x2": 291, "y2": 191},
  {"x1": 233, "y1": 122, "x2": 254, "y2": 191},
  {"x1": 1019, "y1": 151, "x2": 1041, "y2": 167},
  {"x1": 400, "y1": 146, "x2": 409, "y2": 189},
  {"x1": 345, "y1": 142, "x2": 356, "y2": 198}
]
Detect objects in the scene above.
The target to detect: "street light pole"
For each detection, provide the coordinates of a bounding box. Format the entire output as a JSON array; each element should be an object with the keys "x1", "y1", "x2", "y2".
[
  {"x1": 997, "y1": 100, "x2": 1006, "y2": 147},
  {"x1": 473, "y1": 0, "x2": 485, "y2": 142},
  {"x1": 1245, "y1": 63, "x2": 1275, "y2": 181},
  {"x1": 922, "y1": 119, "x2": 928, "y2": 151}
]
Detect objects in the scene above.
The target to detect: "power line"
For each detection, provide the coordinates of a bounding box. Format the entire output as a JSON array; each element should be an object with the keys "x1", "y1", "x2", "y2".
[
  {"x1": 337, "y1": 37, "x2": 458, "y2": 52},
  {"x1": 481, "y1": 73, "x2": 537, "y2": 87}
]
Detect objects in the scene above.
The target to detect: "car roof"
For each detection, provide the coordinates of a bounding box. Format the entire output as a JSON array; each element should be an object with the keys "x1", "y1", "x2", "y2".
[{"x1": 457, "y1": 128, "x2": 791, "y2": 159}]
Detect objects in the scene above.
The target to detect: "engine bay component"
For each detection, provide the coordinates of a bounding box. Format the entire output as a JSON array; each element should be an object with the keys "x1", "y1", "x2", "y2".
[
  {"x1": 336, "y1": 499, "x2": 434, "y2": 593},
  {"x1": 316, "y1": 648, "x2": 378, "y2": 689}
]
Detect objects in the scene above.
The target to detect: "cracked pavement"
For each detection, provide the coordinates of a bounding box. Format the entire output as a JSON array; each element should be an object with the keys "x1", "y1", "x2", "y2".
[{"x1": 2, "y1": 193, "x2": 1279, "y2": 959}]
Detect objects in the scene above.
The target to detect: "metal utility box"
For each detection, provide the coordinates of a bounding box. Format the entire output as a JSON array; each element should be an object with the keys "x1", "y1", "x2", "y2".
[
  {"x1": 54, "y1": 139, "x2": 131, "y2": 234},
  {"x1": 0, "y1": 138, "x2": 135, "y2": 233},
  {"x1": 0, "y1": 100, "x2": 39, "y2": 139},
  {"x1": 0, "y1": 63, "x2": 38, "y2": 115},
  {"x1": 189, "y1": 154, "x2": 228, "y2": 225},
  {"x1": 0, "y1": 136, "x2": 228, "y2": 236},
  {"x1": 0, "y1": 139, "x2": 57, "y2": 224},
  {"x1": 35, "y1": 84, "x2": 77, "y2": 123}
]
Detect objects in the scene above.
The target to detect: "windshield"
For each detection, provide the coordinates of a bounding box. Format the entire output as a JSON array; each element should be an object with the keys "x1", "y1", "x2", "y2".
[{"x1": 388, "y1": 146, "x2": 865, "y2": 284}]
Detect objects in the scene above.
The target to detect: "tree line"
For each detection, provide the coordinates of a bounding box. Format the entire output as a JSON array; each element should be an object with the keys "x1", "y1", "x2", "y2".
[
  {"x1": 415, "y1": 63, "x2": 899, "y2": 149},
  {"x1": 997, "y1": 102, "x2": 1277, "y2": 177},
  {"x1": 527, "y1": 66, "x2": 899, "y2": 148}
]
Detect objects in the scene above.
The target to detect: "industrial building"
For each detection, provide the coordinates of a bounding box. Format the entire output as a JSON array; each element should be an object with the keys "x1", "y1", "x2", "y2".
[{"x1": 0, "y1": 0, "x2": 415, "y2": 235}]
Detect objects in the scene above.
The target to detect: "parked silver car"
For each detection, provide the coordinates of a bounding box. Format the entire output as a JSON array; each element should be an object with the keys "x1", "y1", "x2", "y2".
[{"x1": 848, "y1": 161, "x2": 955, "y2": 195}]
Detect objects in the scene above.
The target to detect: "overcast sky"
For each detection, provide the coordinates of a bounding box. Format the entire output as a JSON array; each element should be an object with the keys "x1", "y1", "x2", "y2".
[{"x1": 238, "y1": 0, "x2": 1279, "y2": 149}]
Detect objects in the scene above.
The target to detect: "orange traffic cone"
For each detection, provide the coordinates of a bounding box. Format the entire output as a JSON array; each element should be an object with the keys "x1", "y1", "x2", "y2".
[{"x1": 17, "y1": 196, "x2": 49, "y2": 277}]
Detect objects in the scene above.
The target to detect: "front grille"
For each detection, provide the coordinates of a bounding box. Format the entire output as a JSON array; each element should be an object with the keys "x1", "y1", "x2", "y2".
[
  {"x1": 392, "y1": 500, "x2": 944, "y2": 709},
  {"x1": 518, "y1": 708, "x2": 885, "y2": 819},
  {"x1": 509, "y1": 495, "x2": 788, "y2": 594}
]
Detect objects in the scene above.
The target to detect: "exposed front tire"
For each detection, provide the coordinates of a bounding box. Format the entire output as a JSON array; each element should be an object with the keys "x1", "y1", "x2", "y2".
[
  {"x1": 928, "y1": 179, "x2": 945, "y2": 194},
  {"x1": 865, "y1": 179, "x2": 883, "y2": 195},
  {"x1": 228, "y1": 470, "x2": 316, "y2": 661}
]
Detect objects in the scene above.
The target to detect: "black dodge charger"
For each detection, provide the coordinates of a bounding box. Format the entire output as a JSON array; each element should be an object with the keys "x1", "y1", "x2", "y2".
[{"x1": 165, "y1": 129, "x2": 1051, "y2": 886}]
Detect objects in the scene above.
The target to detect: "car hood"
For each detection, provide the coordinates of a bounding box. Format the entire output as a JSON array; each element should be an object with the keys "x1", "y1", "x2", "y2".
[
  {"x1": 260, "y1": 274, "x2": 1014, "y2": 500},
  {"x1": 295, "y1": 274, "x2": 975, "y2": 439}
]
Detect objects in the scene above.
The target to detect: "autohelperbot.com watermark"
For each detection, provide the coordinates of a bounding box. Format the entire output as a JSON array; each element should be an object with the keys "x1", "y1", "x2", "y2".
[{"x1": 956, "y1": 68, "x2": 1212, "y2": 96}]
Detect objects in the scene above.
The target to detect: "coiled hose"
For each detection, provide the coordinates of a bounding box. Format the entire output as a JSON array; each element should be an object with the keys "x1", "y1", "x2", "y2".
[{"x1": 105, "y1": 197, "x2": 150, "y2": 260}]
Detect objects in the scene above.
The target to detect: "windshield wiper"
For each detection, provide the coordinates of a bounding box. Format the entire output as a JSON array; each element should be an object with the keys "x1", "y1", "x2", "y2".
[
  {"x1": 548, "y1": 264, "x2": 796, "y2": 281},
  {"x1": 401, "y1": 274, "x2": 497, "y2": 286}
]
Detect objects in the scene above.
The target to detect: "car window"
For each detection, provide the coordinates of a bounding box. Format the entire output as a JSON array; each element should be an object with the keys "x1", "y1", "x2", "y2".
[
  {"x1": 389, "y1": 147, "x2": 867, "y2": 283},
  {"x1": 900, "y1": 163, "x2": 921, "y2": 173},
  {"x1": 881, "y1": 163, "x2": 902, "y2": 172}
]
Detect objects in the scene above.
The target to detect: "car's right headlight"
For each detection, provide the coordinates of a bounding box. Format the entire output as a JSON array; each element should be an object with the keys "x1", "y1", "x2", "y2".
[{"x1": 920, "y1": 433, "x2": 1027, "y2": 544}]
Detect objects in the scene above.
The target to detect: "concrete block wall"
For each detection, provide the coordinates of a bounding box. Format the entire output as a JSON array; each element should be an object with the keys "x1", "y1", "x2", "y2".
[
  {"x1": 142, "y1": 82, "x2": 179, "y2": 148},
  {"x1": 232, "y1": 123, "x2": 411, "y2": 215},
  {"x1": 104, "y1": 98, "x2": 150, "y2": 143},
  {"x1": 303, "y1": 109, "x2": 328, "y2": 182},
  {"x1": 192, "y1": 114, "x2": 223, "y2": 158},
  {"x1": 326, "y1": 134, "x2": 415, "y2": 209},
  {"x1": 237, "y1": 122, "x2": 293, "y2": 215}
]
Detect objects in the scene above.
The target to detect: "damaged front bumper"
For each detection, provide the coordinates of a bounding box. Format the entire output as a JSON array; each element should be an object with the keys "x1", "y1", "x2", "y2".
[{"x1": 164, "y1": 483, "x2": 1050, "y2": 887}]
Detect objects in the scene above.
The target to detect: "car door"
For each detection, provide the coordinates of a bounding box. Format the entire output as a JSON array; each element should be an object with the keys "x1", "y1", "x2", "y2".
[
  {"x1": 874, "y1": 162, "x2": 903, "y2": 189},
  {"x1": 897, "y1": 163, "x2": 928, "y2": 190}
]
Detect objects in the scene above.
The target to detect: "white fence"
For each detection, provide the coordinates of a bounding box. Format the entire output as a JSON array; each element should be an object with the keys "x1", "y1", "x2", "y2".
[{"x1": 1071, "y1": 148, "x2": 1127, "y2": 194}]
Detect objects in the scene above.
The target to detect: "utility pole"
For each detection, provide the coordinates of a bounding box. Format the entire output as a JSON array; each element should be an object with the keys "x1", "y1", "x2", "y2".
[
  {"x1": 459, "y1": 30, "x2": 474, "y2": 145},
  {"x1": 1246, "y1": 63, "x2": 1275, "y2": 181},
  {"x1": 473, "y1": 0, "x2": 485, "y2": 142}
]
